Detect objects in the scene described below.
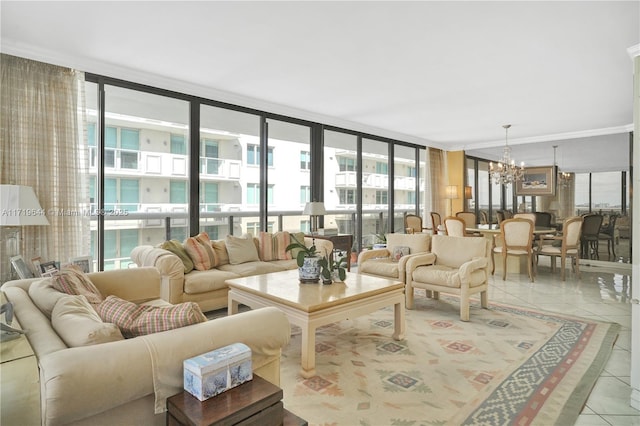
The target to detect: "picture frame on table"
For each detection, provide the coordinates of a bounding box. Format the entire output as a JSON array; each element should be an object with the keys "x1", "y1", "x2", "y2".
[
  {"x1": 515, "y1": 166, "x2": 557, "y2": 196},
  {"x1": 10, "y1": 255, "x2": 36, "y2": 279},
  {"x1": 31, "y1": 257, "x2": 43, "y2": 277},
  {"x1": 39, "y1": 261, "x2": 59, "y2": 277},
  {"x1": 69, "y1": 256, "x2": 92, "y2": 274}
]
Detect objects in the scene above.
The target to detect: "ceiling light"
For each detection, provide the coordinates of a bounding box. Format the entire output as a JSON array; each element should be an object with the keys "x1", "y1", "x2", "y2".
[{"x1": 489, "y1": 124, "x2": 524, "y2": 185}]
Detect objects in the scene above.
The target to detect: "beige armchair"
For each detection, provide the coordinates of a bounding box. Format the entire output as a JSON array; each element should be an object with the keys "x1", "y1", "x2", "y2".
[
  {"x1": 405, "y1": 235, "x2": 491, "y2": 321},
  {"x1": 358, "y1": 233, "x2": 431, "y2": 283}
]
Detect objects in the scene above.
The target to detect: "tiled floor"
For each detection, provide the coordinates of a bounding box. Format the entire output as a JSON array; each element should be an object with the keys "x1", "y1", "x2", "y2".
[{"x1": 486, "y1": 257, "x2": 638, "y2": 425}]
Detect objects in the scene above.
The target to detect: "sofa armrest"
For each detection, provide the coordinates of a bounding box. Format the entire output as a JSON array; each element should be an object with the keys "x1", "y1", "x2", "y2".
[
  {"x1": 305, "y1": 237, "x2": 334, "y2": 257},
  {"x1": 130, "y1": 245, "x2": 185, "y2": 304},
  {"x1": 458, "y1": 257, "x2": 489, "y2": 284},
  {"x1": 405, "y1": 252, "x2": 437, "y2": 275},
  {"x1": 38, "y1": 307, "x2": 290, "y2": 424},
  {"x1": 357, "y1": 248, "x2": 391, "y2": 265}
]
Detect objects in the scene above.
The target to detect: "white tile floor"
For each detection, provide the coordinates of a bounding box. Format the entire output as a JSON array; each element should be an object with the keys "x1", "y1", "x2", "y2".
[{"x1": 486, "y1": 258, "x2": 639, "y2": 425}]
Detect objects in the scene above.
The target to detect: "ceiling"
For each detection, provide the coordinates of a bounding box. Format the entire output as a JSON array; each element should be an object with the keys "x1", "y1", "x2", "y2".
[{"x1": 1, "y1": 1, "x2": 638, "y2": 173}]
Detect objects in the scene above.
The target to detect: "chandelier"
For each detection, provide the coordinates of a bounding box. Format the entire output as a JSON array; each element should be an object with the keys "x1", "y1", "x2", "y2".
[
  {"x1": 489, "y1": 124, "x2": 524, "y2": 185},
  {"x1": 553, "y1": 145, "x2": 573, "y2": 187}
]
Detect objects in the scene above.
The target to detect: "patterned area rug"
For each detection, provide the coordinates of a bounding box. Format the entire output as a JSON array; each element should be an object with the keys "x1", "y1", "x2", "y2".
[{"x1": 280, "y1": 296, "x2": 620, "y2": 426}]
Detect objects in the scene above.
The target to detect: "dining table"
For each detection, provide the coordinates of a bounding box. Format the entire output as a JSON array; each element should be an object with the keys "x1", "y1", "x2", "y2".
[{"x1": 465, "y1": 224, "x2": 558, "y2": 275}]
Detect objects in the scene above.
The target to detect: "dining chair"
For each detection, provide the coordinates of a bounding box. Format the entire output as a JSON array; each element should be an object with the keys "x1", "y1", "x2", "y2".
[
  {"x1": 597, "y1": 214, "x2": 618, "y2": 259},
  {"x1": 443, "y1": 216, "x2": 467, "y2": 237},
  {"x1": 455, "y1": 211, "x2": 479, "y2": 236},
  {"x1": 404, "y1": 214, "x2": 427, "y2": 234},
  {"x1": 534, "y1": 212, "x2": 553, "y2": 228},
  {"x1": 479, "y1": 210, "x2": 489, "y2": 225},
  {"x1": 580, "y1": 213, "x2": 603, "y2": 259},
  {"x1": 492, "y1": 218, "x2": 535, "y2": 282},
  {"x1": 430, "y1": 212, "x2": 442, "y2": 235},
  {"x1": 534, "y1": 216, "x2": 583, "y2": 281},
  {"x1": 513, "y1": 213, "x2": 536, "y2": 226}
]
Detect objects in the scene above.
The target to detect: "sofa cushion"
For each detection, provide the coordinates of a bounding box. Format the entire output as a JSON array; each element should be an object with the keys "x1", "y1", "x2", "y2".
[
  {"x1": 211, "y1": 240, "x2": 229, "y2": 266},
  {"x1": 257, "y1": 232, "x2": 276, "y2": 261},
  {"x1": 412, "y1": 264, "x2": 487, "y2": 288},
  {"x1": 28, "y1": 278, "x2": 65, "y2": 318},
  {"x1": 225, "y1": 235, "x2": 260, "y2": 264},
  {"x1": 160, "y1": 240, "x2": 194, "y2": 273},
  {"x1": 358, "y1": 258, "x2": 400, "y2": 279},
  {"x1": 51, "y1": 268, "x2": 104, "y2": 305},
  {"x1": 96, "y1": 295, "x2": 206, "y2": 338},
  {"x1": 184, "y1": 232, "x2": 217, "y2": 271},
  {"x1": 218, "y1": 260, "x2": 285, "y2": 276},
  {"x1": 183, "y1": 269, "x2": 240, "y2": 295},
  {"x1": 52, "y1": 295, "x2": 124, "y2": 347},
  {"x1": 386, "y1": 233, "x2": 431, "y2": 256}
]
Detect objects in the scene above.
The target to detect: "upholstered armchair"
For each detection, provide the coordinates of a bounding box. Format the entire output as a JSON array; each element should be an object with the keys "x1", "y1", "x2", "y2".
[
  {"x1": 405, "y1": 235, "x2": 491, "y2": 321},
  {"x1": 358, "y1": 233, "x2": 431, "y2": 283}
]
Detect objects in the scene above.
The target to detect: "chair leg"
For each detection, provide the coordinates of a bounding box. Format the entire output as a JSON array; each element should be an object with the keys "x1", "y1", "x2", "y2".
[
  {"x1": 491, "y1": 252, "x2": 496, "y2": 275},
  {"x1": 574, "y1": 255, "x2": 581, "y2": 279},
  {"x1": 527, "y1": 254, "x2": 534, "y2": 282},
  {"x1": 560, "y1": 256, "x2": 566, "y2": 281},
  {"x1": 460, "y1": 292, "x2": 470, "y2": 322},
  {"x1": 406, "y1": 284, "x2": 414, "y2": 309},
  {"x1": 502, "y1": 253, "x2": 507, "y2": 281},
  {"x1": 480, "y1": 291, "x2": 488, "y2": 309}
]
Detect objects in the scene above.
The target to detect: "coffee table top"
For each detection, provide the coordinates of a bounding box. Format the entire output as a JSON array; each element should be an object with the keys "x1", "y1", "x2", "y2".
[{"x1": 226, "y1": 269, "x2": 403, "y2": 313}]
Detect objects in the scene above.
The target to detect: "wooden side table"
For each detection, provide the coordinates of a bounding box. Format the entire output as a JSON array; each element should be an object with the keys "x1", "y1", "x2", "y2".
[
  {"x1": 1, "y1": 291, "x2": 41, "y2": 426},
  {"x1": 306, "y1": 234, "x2": 353, "y2": 271},
  {"x1": 166, "y1": 375, "x2": 307, "y2": 426}
]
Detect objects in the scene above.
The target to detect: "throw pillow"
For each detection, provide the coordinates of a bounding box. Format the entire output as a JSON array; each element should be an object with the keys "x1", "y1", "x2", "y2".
[
  {"x1": 258, "y1": 232, "x2": 275, "y2": 261},
  {"x1": 160, "y1": 240, "x2": 194, "y2": 273},
  {"x1": 288, "y1": 232, "x2": 307, "y2": 259},
  {"x1": 96, "y1": 295, "x2": 206, "y2": 338},
  {"x1": 211, "y1": 240, "x2": 229, "y2": 266},
  {"x1": 184, "y1": 232, "x2": 217, "y2": 271},
  {"x1": 225, "y1": 235, "x2": 260, "y2": 265},
  {"x1": 392, "y1": 246, "x2": 410, "y2": 262},
  {"x1": 52, "y1": 295, "x2": 124, "y2": 347},
  {"x1": 50, "y1": 268, "x2": 104, "y2": 306},
  {"x1": 273, "y1": 231, "x2": 292, "y2": 260},
  {"x1": 258, "y1": 231, "x2": 294, "y2": 261},
  {"x1": 28, "y1": 278, "x2": 65, "y2": 318}
]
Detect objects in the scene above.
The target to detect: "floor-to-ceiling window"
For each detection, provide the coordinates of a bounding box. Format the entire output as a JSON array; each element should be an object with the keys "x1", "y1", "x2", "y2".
[
  {"x1": 324, "y1": 130, "x2": 358, "y2": 240},
  {"x1": 86, "y1": 83, "x2": 189, "y2": 270},
  {"x1": 361, "y1": 138, "x2": 389, "y2": 247},
  {"x1": 393, "y1": 145, "x2": 418, "y2": 233}
]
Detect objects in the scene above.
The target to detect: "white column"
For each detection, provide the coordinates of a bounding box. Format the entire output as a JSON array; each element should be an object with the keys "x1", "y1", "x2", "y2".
[{"x1": 629, "y1": 43, "x2": 640, "y2": 411}]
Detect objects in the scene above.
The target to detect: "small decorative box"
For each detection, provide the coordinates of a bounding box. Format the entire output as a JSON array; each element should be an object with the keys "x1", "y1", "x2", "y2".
[{"x1": 183, "y1": 343, "x2": 252, "y2": 401}]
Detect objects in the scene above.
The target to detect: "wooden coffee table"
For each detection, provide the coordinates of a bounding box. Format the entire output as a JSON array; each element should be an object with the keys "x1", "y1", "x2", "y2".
[{"x1": 227, "y1": 269, "x2": 405, "y2": 379}]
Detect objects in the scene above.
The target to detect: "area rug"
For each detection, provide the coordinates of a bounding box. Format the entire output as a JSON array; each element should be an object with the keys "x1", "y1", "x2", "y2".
[{"x1": 279, "y1": 296, "x2": 620, "y2": 426}]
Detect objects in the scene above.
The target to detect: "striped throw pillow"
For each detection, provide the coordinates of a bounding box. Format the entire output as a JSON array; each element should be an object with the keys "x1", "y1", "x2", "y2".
[
  {"x1": 184, "y1": 232, "x2": 217, "y2": 270},
  {"x1": 258, "y1": 232, "x2": 275, "y2": 261},
  {"x1": 273, "y1": 231, "x2": 292, "y2": 260}
]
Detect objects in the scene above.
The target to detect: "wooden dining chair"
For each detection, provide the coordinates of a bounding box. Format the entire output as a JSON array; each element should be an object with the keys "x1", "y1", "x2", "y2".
[
  {"x1": 405, "y1": 214, "x2": 428, "y2": 234},
  {"x1": 443, "y1": 216, "x2": 467, "y2": 237},
  {"x1": 534, "y1": 216, "x2": 583, "y2": 281},
  {"x1": 492, "y1": 218, "x2": 535, "y2": 282},
  {"x1": 430, "y1": 212, "x2": 442, "y2": 235}
]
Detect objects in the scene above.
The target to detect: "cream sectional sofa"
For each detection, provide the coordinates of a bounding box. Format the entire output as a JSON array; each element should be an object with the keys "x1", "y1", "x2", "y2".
[
  {"x1": 131, "y1": 234, "x2": 333, "y2": 312},
  {"x1": 1, "y1": 267, "x2": 291, "y2": 426}
]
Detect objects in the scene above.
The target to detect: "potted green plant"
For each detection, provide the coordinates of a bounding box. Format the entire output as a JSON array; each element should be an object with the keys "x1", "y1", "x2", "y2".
[
  {"x1": 318, "y1": 254, "x2": 347, "y2": 284},
  {"x1": 286, "y1": 235, "x2": 321, "y2": 283}
]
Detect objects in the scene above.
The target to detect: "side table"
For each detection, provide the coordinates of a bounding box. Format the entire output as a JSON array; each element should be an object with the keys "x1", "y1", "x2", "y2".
[
  {"x1": 166, "y1": 375, "x2": 307, "y2": 426},
  {"x1": 1, "y1": 291, "x2": 41, "y2": 426},
  {"x1": 306, "y1": 234, "x2": 353, "y2": 271}
]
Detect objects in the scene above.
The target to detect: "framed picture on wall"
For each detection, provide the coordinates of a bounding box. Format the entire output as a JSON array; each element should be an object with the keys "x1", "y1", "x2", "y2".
[{"x1": 515, "y1": 166, "x2": 557, "y2": 196}]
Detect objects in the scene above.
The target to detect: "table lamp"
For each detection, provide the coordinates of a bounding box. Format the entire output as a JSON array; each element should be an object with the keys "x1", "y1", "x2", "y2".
[
  {"x1": 303, "y1": 201, "x2": 326, "y2": 233},
  {"x1": 0, "y1": 185, "x2": 49, "y2": 282}
]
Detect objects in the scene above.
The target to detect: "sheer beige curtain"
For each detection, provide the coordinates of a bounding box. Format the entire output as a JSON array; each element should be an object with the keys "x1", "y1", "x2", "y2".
[
  {"x1": 1, "y1": 54, "x2": 89, "y2": 264},
  {"x1": 425, "y1": 147, "x2": 446, "y2": 228}
]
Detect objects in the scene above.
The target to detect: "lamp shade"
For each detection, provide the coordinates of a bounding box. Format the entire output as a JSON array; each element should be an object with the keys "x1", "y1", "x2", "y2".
[
  {"x1": 445, "y1": 185, "x2": 459, "y2": 200},
  {"x1": 0, "y1": 185, "x2": 49, "y2": 226},
  {"x1": 464, "y1": 186, "x2": 473, "y2": 199},
  {"x1": 303, "y1": 202, "x2": 326, "y2": 216}
]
